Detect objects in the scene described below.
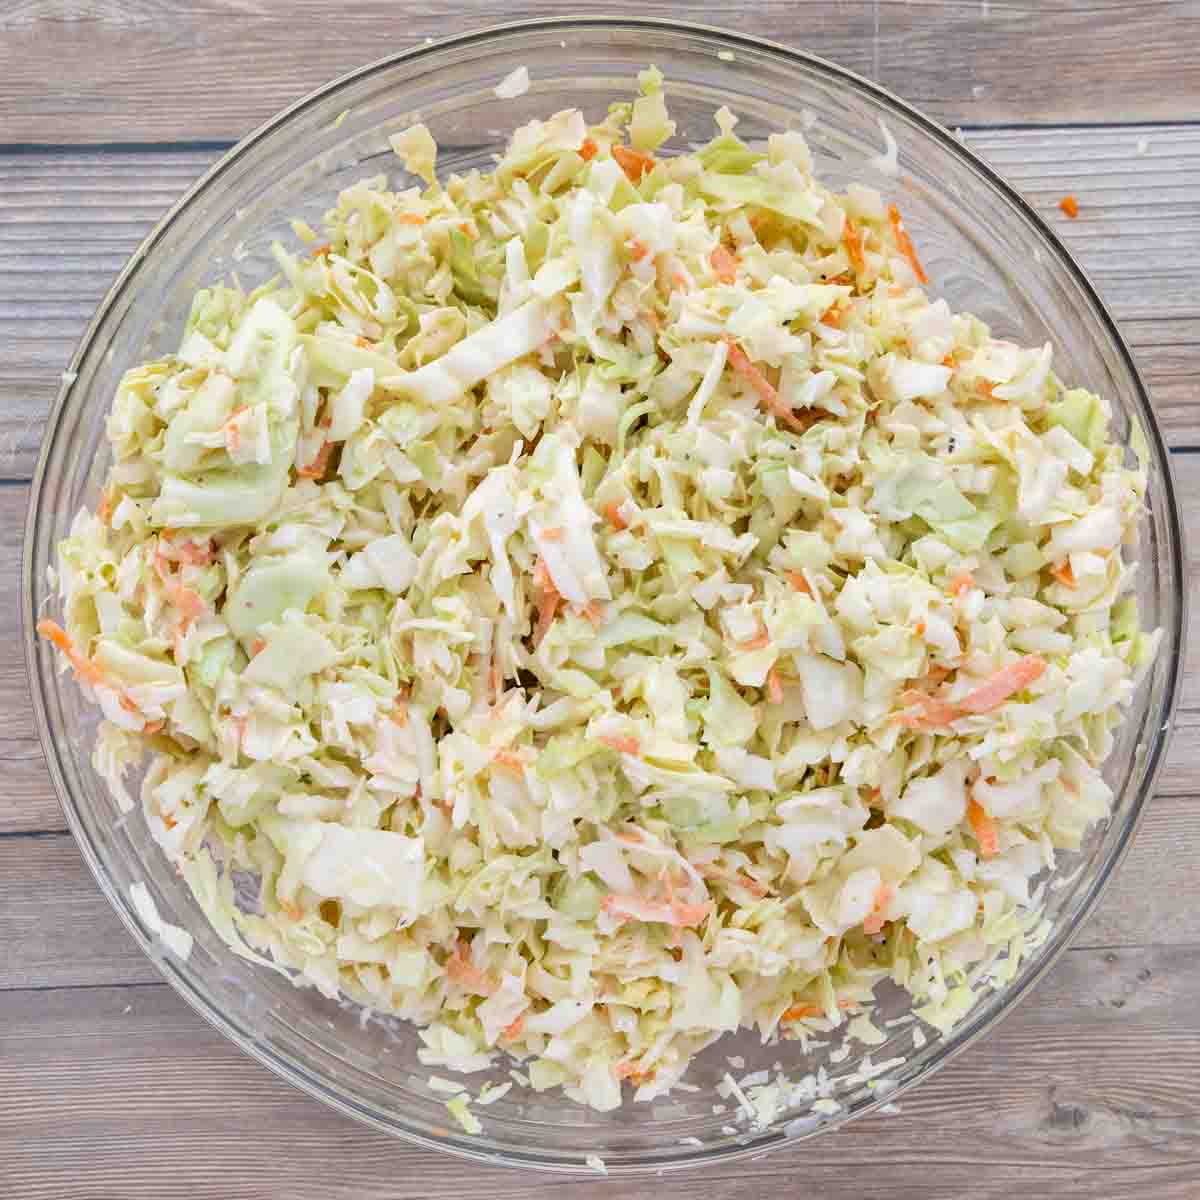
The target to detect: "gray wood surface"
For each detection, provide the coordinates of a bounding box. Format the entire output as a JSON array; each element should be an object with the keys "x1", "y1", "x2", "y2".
[
  {"x1": 2, "y1": 1, "x2": 1199, "y2": 143},
  {"x1": 2, "y1": 5, "x2": 1198, "y2": 1197}
]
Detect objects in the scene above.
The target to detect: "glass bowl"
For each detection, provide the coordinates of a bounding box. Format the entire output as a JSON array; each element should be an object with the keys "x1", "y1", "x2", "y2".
[{"x1": 24, "y1": 16, "x2": 1185, "y2": 1175}]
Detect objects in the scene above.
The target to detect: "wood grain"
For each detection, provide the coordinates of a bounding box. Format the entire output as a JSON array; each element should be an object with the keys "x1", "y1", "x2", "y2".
[
  {"x1": 1, "y1": 947, "x2": 1197, "y2": 1200},
  {"x1": 2, "y1": 3, "x2": 1198, "y2": 146},
  {"x1": 1, "y1": 124, "x2": 1198, "y2": 484}
]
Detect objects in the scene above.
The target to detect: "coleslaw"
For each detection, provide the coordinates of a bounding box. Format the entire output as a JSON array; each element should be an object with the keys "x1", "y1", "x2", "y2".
[{"x1": 40, "y1": 70, "x2": 1158, "y2": 1112}]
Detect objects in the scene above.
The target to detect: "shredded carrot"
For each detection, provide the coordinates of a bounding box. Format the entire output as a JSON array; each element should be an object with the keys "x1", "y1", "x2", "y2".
[
  {"x1": 942, "y1": 353, "x2": 957, "y2": 369},
  {"x1": 914, "y1": 620, "x2": 926, "y2": 637},
  {"x1": 601, "y1": 891, "x2": 710, "y2": 928},
  {"x1": 977, "y1": 379, "x2": 995, "y2": 399},
  {"x1": 766, "y1": 664, "x2": 784, "y2": 704},
  {"x1": 887, "y1": 203, "x2": 929, "y2": 284},
  {"x1": 736, "y1": 873, "x2": 769, "y2": 898},
  {"x1": 627, "y1": 238, "x2": 650, "y2": 263},
  {"x1": 924, "y1": 664, "x2": 951, "y2": 687},
  {"x1": 397, "y1": 212, "x2": 426, "y2": 226},
  {"x1": 578, "y1": 137, "x2": 599, "y2": 162},
  {"x1": 709, "y1": 243, "x2": 739, "y2": 283},
  {"x1": 458, "y1": 221, "x2": 478, "y2": 241},
  {"x1": 390, "y1": 702, "x2": 409, "y2": 727},
  {"x1": 820, "y1": 305, "x2": 843, "y2": 328},
  {"x1": 540, "y1": 526, "x2": 564, "y2": 542},
  {"x1": 948, "y1": 570, "x2": 974, "y2": 598},
  {"x1": 781, "y1": 1002, "x2": 822, "y2": 1023},
  {"x1": 532, "y1": 558, "x2": 562, "y2": 647},
  {"x1": 143, "y1": 720, "x2": 165, "y2": 735},
  {"x1": 968, "y1": 797, "x2": 1000, "y2": 859},
  {"x1": 96, "y1": 490, "x2": 114, "y2": 525},
  {"x1": 603, "y1": 501, "x2": 628, "y2": 531},
  {"x1": 297, "y1": 440, "x2": 333, "y2": 480},
  {"x1": 492, "y1": 748, "x2": 526, "y2": 774},
  {"x1": 445, "y1": 941, "x2": 498, "y2": 996},
  {"x1": 598, "y1": 733, "x2": 641, "y2": 756},
  {"x1": 309, "y1": 242, "x2": 332, "y2": 257},
  {"x1": 842, "y1": 217, "x2": 866, "y2": 275},
  {"x1": 499, "y1": 1015, "x2": 526, "y2": 1042},
  {"x1": 172, "y1": 584, "x2": 206, "y2": 628},
  {"x1": 118, "y1": 693, "x2": 139, "y2": 714},
  {"x1": 785, "y1": 569, "x2": 812, "y2": 595},
  {"x1": 354, "y1": 335, "x2": 374, "y2": 349},
  {"x1": 36, "y1": 619, "x2": 106, "y2": 687},
  {"x1": 250, "y1": 638, "x2": 266, "y2": 657},
  {"x1": 738, "y1": 620, "x2": 770, "y2": 652},
  {"x1": 722, "y1": 336, "x2": 794, "y2": 428},
  {"x1": 579, "y1": 600, "x2": 607, "y2": 628},
  {"x1": 174, "y1": 537, "x2": 215, "y2": 567},
  {"x1": 1050, "y1": 560, "x2": 1076, "y2": 588},
  {"x1": 894, "y1": 688, "x2": 961, "y2": 730},
  {"x1": 956, "y1": 655, "x2": 1045, "y2": 714},
  {"x1": 1059, "y1": 194, "x2": 1079, "y2": 219},
  {"x1": 862, "y1": 882, "x2": 896, "y2": 935},
  {"x1": 612, "y1": 144, "x2": 656, "y2": 182}
]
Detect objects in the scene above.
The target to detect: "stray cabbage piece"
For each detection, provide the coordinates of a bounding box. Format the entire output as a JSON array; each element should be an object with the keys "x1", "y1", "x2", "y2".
[{"x1": 41, "y1": 68, "x2": 1157, "y2": 1117}]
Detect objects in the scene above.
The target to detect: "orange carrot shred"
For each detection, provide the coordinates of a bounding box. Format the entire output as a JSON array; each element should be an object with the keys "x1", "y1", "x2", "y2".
[
  {"x1": 579, "y1": 138, "x2": 599, "y2": 162},
  {"x1": 842, "y1": 218, "x2": 866, "y2": 275},
  {"x1": 36, "y1": 618, "x2": 105, "y2": 687},
  {"x1": 580, "y1": 600, "x2": 607, "y2": 628},
  {"x1": 968, "y1": 798, "x2": 1000, "y2": 859},
  {"x1": 603, "y1": 501, "x2": 628, "y2": 531},
  {"x1": 532, "y1": 558, "x2": 562, "y2": 647},
  {"x1": 956, "y1": 655, "x2": 1046, "y2": 715},
  {"x1": 785, "y1": 569, "x2": 812, "y2": 595},
  {"x1": 1051, "y1": 560, "x2": 1076, "y2": 588},
  {"x1": 541, "y1": 526, "x2": 564, "y2": 542},
  {"x1": 863, "y1": 882, "x2": 896, "y2": 935},
  {"x1": 612, "y1": 144, "x2": 656, "y2": 182},
  {"x1": 709, "y1": 243, "x2": 739, "y2": 284},
  {"x1": 297, "y1": 440, "x2": 333, "y2": 480},
  {"x1": 598, "y1": 733, "x2": 640, "y2": 756},
  {"x1": 1059, "y1": 194, "x2": 1079, "y2": 219},
  {"x1": 628, "y1": 238, "x2": 650, "y2": 263},
  {"x1": 887, "y1": 203, "x2": 929, "y2": 284},
  {"x1": 948, "y1": 570, "x2": 974, "y2": 598},
  {"x1": 781, "y1": 1002, "x2": 822, "y2": 1023},
  {"x1": 492, "y1": 748, "x2": 525, "y2": 774},
  {"x1": 499, "y1": 1015, "x2": 526, "y2": 1041},
  {"x1": 397, "y1": 212, "x2": 426, "y2": 226}
]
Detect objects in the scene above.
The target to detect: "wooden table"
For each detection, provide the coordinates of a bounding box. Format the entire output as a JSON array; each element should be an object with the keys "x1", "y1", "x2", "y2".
[{"x1": 2, "y1": 4, "x2": 1198, "y2": 1197}]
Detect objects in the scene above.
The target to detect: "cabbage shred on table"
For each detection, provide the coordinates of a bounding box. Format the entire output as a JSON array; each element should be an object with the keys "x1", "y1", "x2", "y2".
[{"x1": 42, "y1": 67, "x2": 1159, "y2": 1111}]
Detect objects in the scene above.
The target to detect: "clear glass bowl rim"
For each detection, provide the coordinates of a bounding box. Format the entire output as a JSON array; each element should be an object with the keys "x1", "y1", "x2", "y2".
[{"x1": 22, "y1": 15, "x2": 1187, "y2": 1175}]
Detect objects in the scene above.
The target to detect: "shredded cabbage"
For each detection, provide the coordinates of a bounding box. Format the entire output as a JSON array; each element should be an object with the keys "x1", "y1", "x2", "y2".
[{"x1": 41, "y1": 71, "x2": 1157, "y2": 1117}]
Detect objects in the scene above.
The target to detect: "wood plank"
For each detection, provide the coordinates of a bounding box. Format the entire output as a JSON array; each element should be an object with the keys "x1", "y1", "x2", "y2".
[
  {"x1": 3, "y1": 127, "x2": 1198, "y2": 483},
  {"x1": 0, "y1": 947, "x2": 1196, "y2": 1199},
  {"x1": 3, "y1": 3, "x2": 1199, "y2": 146},
  {"x1": 6, "y1": 446, "x2": 1200, "y2": 832},
  {"x1": 3, "y1": 774, "x2": 1196, "y2": 993}
]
